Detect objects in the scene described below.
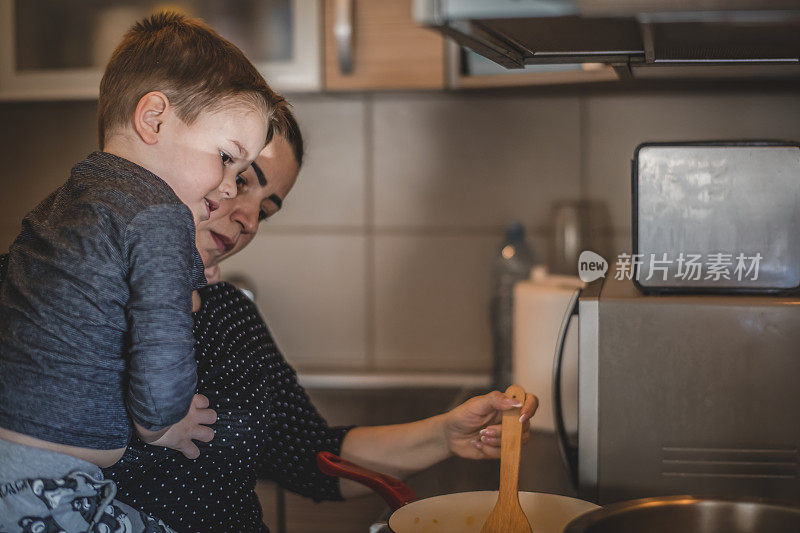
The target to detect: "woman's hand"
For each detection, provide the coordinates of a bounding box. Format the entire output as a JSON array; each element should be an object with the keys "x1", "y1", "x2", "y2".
[
  {"x1": 443, "y1": 390, "x2": 538, "y2": 460},
  {"x1": 148, "y1": 394, "x2": 217, "y2": 459}
]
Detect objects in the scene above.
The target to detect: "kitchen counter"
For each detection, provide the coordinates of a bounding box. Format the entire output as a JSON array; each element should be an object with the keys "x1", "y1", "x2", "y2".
[{"x1": 297, "y1": 372, "x2": 491, "y2": 390}]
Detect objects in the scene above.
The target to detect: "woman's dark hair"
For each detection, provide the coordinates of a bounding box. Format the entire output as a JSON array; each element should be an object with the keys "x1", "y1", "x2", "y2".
[{"x1": 271, "y1": 99, "x2": 304, "y2": 168}]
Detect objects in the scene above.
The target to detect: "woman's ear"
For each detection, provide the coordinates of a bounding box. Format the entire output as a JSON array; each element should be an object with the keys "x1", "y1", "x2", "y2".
[{"x1": 133, "y1": 91, "x2": 170, "y2": 145}]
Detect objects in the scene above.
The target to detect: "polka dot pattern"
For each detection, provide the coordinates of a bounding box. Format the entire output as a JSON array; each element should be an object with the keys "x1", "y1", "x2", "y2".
[{"x1": 104, "y1": 282, "x2": 351, "y2": 532}]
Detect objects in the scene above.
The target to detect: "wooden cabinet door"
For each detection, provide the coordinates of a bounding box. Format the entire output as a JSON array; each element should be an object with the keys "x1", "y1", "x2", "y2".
[{"x1": 324, "y1": 0, "x2": 445, "y2": 91}]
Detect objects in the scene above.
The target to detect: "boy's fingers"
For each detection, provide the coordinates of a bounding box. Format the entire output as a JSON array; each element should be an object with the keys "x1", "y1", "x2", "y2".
[
  {"x1": 182, "y1": 442, "x2": 201, "y2": 460},
  {"x1": 193, "y1": 426, "x2": 215, "y2": 443},
  {"x1": 193, "y1": 394, "x2": 210, "y2": 409},
  {"x1": 197, "y1": 408, "x2": 217, "y2": 425}
]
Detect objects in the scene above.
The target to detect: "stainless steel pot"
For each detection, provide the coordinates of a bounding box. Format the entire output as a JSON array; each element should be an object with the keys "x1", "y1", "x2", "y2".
[{"x1": 563, "y1": 495, "x2": 800, "y2": 533}]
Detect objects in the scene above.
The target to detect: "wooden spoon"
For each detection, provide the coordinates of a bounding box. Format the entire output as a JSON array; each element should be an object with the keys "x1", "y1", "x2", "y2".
[{"x1": 481, "y1": 384, "x2": 533, "y2": 533}]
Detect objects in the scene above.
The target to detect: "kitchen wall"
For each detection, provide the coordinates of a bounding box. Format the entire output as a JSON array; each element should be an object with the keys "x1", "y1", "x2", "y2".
[{"x1": 2, "y1": 88, "x2": 800, "y2": 375}]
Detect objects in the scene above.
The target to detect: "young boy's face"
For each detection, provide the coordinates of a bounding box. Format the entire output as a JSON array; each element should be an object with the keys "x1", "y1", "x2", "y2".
[{"x1": 157, "y1": 104, "x2": 269, "y2": 224}]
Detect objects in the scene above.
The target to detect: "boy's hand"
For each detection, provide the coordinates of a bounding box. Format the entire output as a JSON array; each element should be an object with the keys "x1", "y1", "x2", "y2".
[
  {"x1": 147, "y1": 394, "x2": 217, "y2": 459},
  {"x1": 205, "y1": 265, "x2": 221, "y2": 284}
]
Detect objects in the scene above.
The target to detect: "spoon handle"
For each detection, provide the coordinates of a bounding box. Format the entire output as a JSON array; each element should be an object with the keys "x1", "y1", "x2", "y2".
[
  {"x1": 498, "y1": 384, "x2": 525, "y2": 502},
  {"x1": 480, "y1": 384, "x2": 532, "y2": 533}
]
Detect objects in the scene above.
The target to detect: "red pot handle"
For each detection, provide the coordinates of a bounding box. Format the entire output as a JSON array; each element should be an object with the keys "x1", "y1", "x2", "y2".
[{"x1": 316, "y1": 451, "x2": 418, "y2": 511}]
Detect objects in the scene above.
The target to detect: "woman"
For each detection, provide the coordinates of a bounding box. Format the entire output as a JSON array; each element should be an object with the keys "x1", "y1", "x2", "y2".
[{"x1": 103, "y1": 102, "x2": 538, "y2": 532}]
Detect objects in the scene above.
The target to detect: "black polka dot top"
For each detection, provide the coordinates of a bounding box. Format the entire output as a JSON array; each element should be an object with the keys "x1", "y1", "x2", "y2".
[{"x1": 104, "y1": 282, "x2": 351, "y2": 532}]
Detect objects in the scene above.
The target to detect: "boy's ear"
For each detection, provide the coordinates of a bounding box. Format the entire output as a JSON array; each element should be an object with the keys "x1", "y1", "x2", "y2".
[{"x1": 133, "y1": 91, "x2": 170, "y2": 145}]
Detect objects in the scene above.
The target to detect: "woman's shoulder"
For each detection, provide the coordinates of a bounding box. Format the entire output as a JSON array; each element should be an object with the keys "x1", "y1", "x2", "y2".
[
  {"x1": 198, "y1": 281, "x2": 255, "y2": 307},
  {"x1": 195, "y1": 281, "x2": 266, "y2": 330},
  {"x1": 192, "y1": 281, "x2": 295, "y2": 388}
]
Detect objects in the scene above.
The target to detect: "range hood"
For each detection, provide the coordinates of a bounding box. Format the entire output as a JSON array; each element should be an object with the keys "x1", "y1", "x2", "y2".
[{"x1": 414, "y1": 0, "x2": 800, "y2": 79}]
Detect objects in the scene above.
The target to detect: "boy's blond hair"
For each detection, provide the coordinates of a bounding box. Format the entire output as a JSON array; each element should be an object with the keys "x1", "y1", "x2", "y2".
[{"x1": 98, "y1": 11, "x2": 276, "y2": 149}]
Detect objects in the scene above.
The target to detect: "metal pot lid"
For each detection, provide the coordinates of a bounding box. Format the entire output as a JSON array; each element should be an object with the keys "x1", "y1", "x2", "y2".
[{"x1": 563, "y1": 495, "x2": 800, "y2": 533}]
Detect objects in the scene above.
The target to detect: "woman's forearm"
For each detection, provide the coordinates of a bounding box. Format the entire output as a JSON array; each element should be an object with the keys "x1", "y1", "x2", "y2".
[
  {"x1": 333, "y1": 391, "x2": 539, "y2": 499},
  {"x1": 338, "y1": 414, "x2": 451, "y2": 498}
]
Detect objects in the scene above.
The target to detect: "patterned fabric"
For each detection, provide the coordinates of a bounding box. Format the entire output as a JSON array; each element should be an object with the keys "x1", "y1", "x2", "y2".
[
  {"x1": 0, "y1": 471, "x2": 176, "y2": 533},
  {"x1": 105, "y1": 282, "x2": 351, "y2": 532},
  {"x1": 0, "y1": 151, "x2": 205, "y2": 449}
]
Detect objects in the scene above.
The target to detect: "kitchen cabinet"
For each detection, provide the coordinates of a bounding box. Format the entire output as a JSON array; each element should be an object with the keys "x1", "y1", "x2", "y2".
[
  {"x1": 2, "y1": 0, "x2": 632, "y2": 100},
  {"x1": 0, "y1": 0, "x2": 322, "y2": 100},
  {"x1": 323, "y1": 0, "x2": 445, "y2": 91},
  {"x1": 321, "y1": 0, "x2": 615, "y2": 91}
]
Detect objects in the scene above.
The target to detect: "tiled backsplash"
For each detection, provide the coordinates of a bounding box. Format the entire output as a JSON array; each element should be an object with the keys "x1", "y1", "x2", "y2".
[
  {"x1": 2, "y1": 89, "x2": 800, "y2": 372},
  {"x1": 370, "y1": 94, "x2": 581, "y2": 230},
  {"x1": 584, "y1": 93, "x2": 800, "y2": 233}
]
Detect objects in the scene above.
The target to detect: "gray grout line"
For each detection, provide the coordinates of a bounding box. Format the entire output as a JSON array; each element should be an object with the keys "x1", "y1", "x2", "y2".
[
  {"x1": 579, "y1": 95, "x2": 588, "y2": 199},
  {"x1": 259, "y1": 225, "x2": 554, "y2": 236},
  {"x1": 364, "y1": 94, "x2": 376, "y2": 371},
  {"x1": 257, "y1": 226, "x2": 365, "y2": 235}
]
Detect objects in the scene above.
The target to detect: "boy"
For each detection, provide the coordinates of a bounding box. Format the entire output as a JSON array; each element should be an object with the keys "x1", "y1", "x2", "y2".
[{"x1": 0, "y1": 12, "x2": 274, "y2": 532}]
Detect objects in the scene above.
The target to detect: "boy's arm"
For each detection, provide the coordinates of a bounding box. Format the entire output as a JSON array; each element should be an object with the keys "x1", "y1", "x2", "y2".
[
  {"x1": 125, "y1": 204, "x2": 205, "y2": 450},
  {"x1": 133, "y1": 421, "x2": 169, "y2": 444}
]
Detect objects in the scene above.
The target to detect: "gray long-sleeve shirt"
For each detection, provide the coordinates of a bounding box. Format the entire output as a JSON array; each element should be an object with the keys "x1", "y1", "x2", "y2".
[{"x1": 0, "y1": 151, "x2": 205, "y2": 450}]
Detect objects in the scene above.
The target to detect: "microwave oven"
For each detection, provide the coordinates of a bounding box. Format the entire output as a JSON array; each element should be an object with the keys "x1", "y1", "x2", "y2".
[{"x1": 552, "y1": 273, "x2": 800, "y2": 504}]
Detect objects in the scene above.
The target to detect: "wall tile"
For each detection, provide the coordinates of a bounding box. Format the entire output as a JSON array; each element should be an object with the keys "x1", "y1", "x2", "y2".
[
  {"x1": 373, "y1": 233, "x2": 497, "y2": 372},
  {"x1": 0, "y1": 101, "x2": 98, "y2": 251},
  {"x1": 612, "y1": 229, "x2": 633, "y2": 258},
  {"x1": 220, "y1": 231, "x2": 367, "y2": 370},
  {"x1": 0, "y1": 226, "x2": 19, "y2": 255},
  {"x1": 305, "y1": 388, "x2": 475, "y2": 426},
  {"x1": 372, "y1": 93, "x2": 581, "y2": 230},
  {"x1": 585, "y1": 92, "x2": 800, "y2": 232},
  {"x1": 272, "y1": 95, "x2": 366, "y2": 227}
]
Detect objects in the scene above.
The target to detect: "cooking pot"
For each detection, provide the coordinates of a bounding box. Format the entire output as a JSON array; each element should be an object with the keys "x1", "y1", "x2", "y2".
[
  {"x1": 317, "y1": 451, "x2": 598, "y2": 533},
  {"x1": 563, "y1": 495, "x2": 800, "y2": 533}
]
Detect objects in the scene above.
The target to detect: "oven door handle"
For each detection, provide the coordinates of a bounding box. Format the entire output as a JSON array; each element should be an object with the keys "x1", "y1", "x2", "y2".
[{"x1": 553, "y1": 287, "x2": 580, "y2": 488}]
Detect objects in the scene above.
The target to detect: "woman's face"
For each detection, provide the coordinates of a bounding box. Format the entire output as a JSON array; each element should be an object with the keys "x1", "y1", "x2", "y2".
[{"x1": 195, "y1": 135, "x2": 299, "y2": 268}]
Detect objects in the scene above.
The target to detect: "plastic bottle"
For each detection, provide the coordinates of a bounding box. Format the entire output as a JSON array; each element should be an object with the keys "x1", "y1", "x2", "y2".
[{"x1": 490, "y1": 223, "x2": 537, "y2": 391}]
